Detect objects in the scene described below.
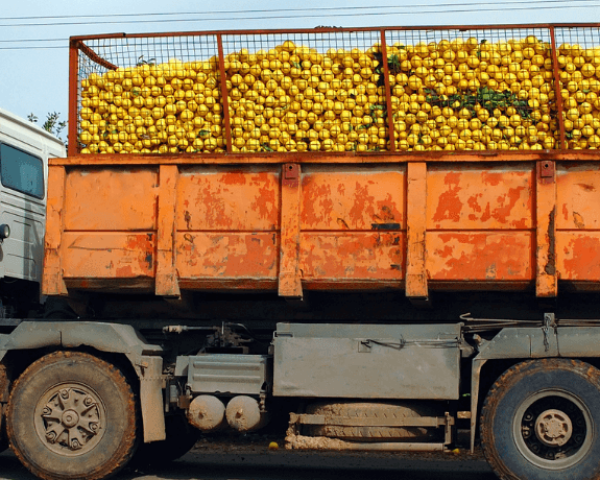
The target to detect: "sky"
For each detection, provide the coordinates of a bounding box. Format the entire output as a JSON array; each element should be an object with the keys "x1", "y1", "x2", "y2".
[{"x1": 1, "y1": 0, "x2": 599, "y2": 134}]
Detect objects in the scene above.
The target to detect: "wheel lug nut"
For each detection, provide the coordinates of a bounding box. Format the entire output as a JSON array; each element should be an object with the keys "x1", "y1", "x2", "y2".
[
  {"x1": 60, "y1": 389, "x2": 69, "y2": 399},
  {"x1": 46, "y1": 432, "x2": 56, "y2": 444},
  {"x1": 42, "y1": 407, "x2": 51, "y2": 415},
  {"x1": 84, "y1": 397, "x2": 93, "y2": 406},
  {"x1": 71, "y1": 439, "x2": 80, "y2": 450},
  {"x1": 90, "y1": 422, "x2": 98, "y2": 432}
]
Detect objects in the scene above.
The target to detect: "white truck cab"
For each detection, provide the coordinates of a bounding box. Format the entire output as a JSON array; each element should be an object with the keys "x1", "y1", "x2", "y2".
[{"x1": 0, "y1": 108, "x2": 65, "y2": 315}]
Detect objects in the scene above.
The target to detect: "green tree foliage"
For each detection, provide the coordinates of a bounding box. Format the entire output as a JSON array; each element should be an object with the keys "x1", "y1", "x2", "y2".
[{"x1": 27, "y1": 112, "x2": 67, "y2": 144}]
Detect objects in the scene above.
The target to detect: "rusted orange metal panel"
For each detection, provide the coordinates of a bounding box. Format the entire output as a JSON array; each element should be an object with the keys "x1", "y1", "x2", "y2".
[
  {"x1": 556, "y1": 163, "x2": 600, "y2": 284},
  {"x1": 64, "y1": 169, "x2": 158, "y2": 231},
  {"x1": 557, "y1": 164, "x2": 600, "y2": 230},
  {"x1": 176, "y1": 232, "x2": 278, "y2": 280},
  {"x1": 279, "y1": 164, "x2": 302, "y2": 298},
  {"x1": 426, "y1": 165, "x2": 533, "y2": 231},
  {"x1": 536, "y1": 160, "x2": 558, "y2": 297},
  {"x1": 406, "y1": 163, "x2": 428, "y2": 300},
  {"x1": 301, "y1": 167, "x2": 405, "y2": 231},
  {"x1": 300, "y1": 233, "x2": 404, "y2": 283},
  {"x1": 176, "y1": 168, "x2": 280, "y2": 231},
  {"x1": 557, "y1": 233, "x2": 600, "y2": 283},
  {"x1": 155, "y1": 166, "x2": 180, "y2": 297},
  {"x1": 45, "y1": 156, "x2": 600, "y2": 298},
  {"x1": 61, "y1": 233, "x2": 155, "y2": 279},
  {"x1": 43, "y1": 166, "x2": 68, "y2": 296},
  {"x1": 427, "y1": 233, "x2": 534, "y2": 281}
]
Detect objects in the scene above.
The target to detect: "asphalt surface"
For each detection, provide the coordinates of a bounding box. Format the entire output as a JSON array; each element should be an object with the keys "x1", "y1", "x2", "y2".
[{"x1": 0, "y1": 448, "x2": 495, "y2": 480}]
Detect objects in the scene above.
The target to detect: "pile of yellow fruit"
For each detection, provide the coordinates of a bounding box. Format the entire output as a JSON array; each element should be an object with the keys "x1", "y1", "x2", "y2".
[
  {"x1": 556, "y1": 43, "x2": 600, "y2": 149},
  {"x1": 76, "y1": 34, "x2": 600, "y2": 154}
]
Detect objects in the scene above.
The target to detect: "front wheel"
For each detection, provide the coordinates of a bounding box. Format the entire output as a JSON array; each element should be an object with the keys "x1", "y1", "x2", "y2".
[
  {"x1": 6, "y1": 351, "x2": 138, "y2": 480},
  {"x1": 481, "y1": 359, "x2": 600, "y2": 480}
]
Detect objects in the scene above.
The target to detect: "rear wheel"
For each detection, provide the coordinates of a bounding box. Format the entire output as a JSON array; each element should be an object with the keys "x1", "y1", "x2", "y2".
[
  {"x1": 481, "y1": 359, "x2": 600, "y2": 480},
  {"x1": 6, "y1": 351, "x2": 137, "y2": 480}
]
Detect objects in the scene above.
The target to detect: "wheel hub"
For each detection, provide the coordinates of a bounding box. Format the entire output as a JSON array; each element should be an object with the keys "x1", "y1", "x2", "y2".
[
  {"x1": 535, "y1": 409, "x2": 573, "y2": 447},
  {"x1": 518, "y1": 392, "x2": 589, "y2": 467},
  {"x1": 36, "y1": 385, "x2": 104, "y2": 456},
  {"x1": 61, "y1": 409, "x2": 80, "y2": 429}
]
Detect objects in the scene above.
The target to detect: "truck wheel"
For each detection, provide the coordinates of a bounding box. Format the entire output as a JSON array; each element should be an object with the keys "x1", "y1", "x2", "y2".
[
  {"x1": 481, "y1": 359, "x2": 600, "y2": 480},
  {"x1": 6, "y1": 351, "x2": 137, "y2": 480},
  {"x1": 0, "y1": 405, "x2": 8, "y2": 454},
  {"x1": 132, "y1": 414, "x2": 198, "y2": 466}
]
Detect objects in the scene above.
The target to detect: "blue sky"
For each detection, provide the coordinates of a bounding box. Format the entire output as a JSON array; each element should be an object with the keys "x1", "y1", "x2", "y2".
[{"x1": 1, "y1": 0, "x2": 599, "y2": 126}]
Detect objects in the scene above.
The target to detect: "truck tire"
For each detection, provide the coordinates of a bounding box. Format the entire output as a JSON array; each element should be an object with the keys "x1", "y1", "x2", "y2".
[
  {"x1": 481, "y1": 359, "x2": 600, "y2": 480},
  {"x1": 6, "y1": 351, "x2": 137, "y2": 480},
  {"x1": 132, "y1": 414, "x2": 198, "y2": 466},
  {"x1": 0, "y1": 405, "x2": 7, "y2": 454}
]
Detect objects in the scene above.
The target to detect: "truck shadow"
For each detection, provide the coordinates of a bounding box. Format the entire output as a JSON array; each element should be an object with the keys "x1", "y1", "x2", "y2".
[
  {"x1": 0, "y1": 450, "x2": 496, "y2": 480},
  {"x1": 119, "y1": 452, "x2": 496, "y2": 480}
]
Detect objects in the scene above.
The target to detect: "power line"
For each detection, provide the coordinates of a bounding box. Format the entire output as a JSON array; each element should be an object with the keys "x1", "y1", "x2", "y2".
[
  {"x1": 1, "y1": 0, "x2": 597, "y2": 22},
  {"x1": 0, "y1": 0, "x2": 598, "y2": 28},
  {"x1": 0, "y1": 38, "x2": 65, "y2": 43}
]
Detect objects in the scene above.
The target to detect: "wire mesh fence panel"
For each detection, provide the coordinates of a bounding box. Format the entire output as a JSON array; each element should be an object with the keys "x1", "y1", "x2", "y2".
[
  {"x1": 384, "y1": 27, "x2": 556, "y2": 151},
  {"x1": 77, "y1": 34, "x2": 224, "y2": 154},
  {"x1": 73, "y1": 26, "x2": 600, "y2": 155},
  {"x1": 221, "y1": 30, "x2": 385, "y2": 153},
  {"x1": 554, "y1": 26, "x2": 600, "y2": 150}
]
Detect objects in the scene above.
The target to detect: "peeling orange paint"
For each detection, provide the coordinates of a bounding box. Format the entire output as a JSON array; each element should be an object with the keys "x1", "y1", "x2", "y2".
[
  {"x1": 427, "y1": 233, "x2": 533, "y2": 281},
  {"x1": 557, "y1": 164, "x2": 600, "y2": 230},
  {"x1": 47, "y1": 158, "x2": 600, "y2": 297},
  {"x1": 176, "y1": 233, "x2": 278, "y2": 279},
  {"x1": 301, "y1": 168, "x2": 405, "y2": 230},
  {"x1": 558, "y1": 233, "x2": 600, "y2": 280},
  {"x1": 62, "y1": 233, "x2": 155, "y2": 279},
  {"x1": 428, "y1": 165, "x2": 532, "y2": 229},
  {"x1": 177, "y1": 168, "x2": 280, "y2": 230},
  {"x1": 300, "y1": 233, "x2": 404, "y2": 280}
]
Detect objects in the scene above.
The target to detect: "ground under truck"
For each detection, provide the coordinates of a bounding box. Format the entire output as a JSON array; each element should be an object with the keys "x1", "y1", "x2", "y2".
[{"x1": 4, "y1": 22, "x2": 600, "y2": 480}]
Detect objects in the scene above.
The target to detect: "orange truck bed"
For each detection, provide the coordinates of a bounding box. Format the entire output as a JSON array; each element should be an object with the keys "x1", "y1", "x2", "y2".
[
  {"x1": 42, "y1": 151, "x2": 600, "y2": 301},
  {"x1": 41, "y1": 24, "x2": 600, "y2": 302}
]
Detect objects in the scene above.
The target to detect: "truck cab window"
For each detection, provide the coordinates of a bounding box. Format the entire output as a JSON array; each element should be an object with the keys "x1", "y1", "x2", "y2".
[{"x1": 0, "y1": 143, "x2": 44, "y2": 199}]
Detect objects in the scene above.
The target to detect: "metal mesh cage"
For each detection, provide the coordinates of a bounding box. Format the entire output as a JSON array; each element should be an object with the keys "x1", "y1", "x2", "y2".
[
  {"x1": 221, "y1": 30, "x2": 384, "y2": 153},
  {"x1": 72, "y1": 25, "x2": 600, "y2": 154},
  {"x1": 78, "y1": 34, "x2": 223, "y2": 154},
  {"x1": 385, "y1": 27, "x2": 555, "y2": 151},
  {"x1": 554, "y1": 27, "x2": 600, "y2": 150}
]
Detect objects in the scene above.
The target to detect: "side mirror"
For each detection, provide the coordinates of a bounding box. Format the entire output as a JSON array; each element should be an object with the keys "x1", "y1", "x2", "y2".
[{"x1": 0, "y1": 224, "x2": 10, "y2": 241}]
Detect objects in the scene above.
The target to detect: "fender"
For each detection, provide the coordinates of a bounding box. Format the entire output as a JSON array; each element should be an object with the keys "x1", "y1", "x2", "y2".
[{"x1": 0, "y1": 321, "x2": 165, "y2": 442}]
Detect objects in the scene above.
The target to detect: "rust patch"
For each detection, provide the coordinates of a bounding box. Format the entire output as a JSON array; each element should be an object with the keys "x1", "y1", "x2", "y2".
[
  {"x1": 545, "y1": 208, "x2": 556, "y2": 276},
  {"x1": 184, "y1": 211, "x2": 192, "y2": 230},
  {"x1": 573, "y1": 212, "x2": 585, "y2": 230},
  {"x1": 481, "y1": 171, "x2": 503, "y2": 187},
  {"x1": 432, "y1": 172, "x2": 462, "y2": 223},
  {"x1": 577, "y1": 183, "x2": 596, "y2": 192},
  {"x1": 349, "y1": 183, "x2": 376, "y2": 229},
  {"x1": 562, "y1": 203, "x2": 569, "y2": 222},
  {"x1": 221, "y1": 172, "x2": 247, "y2": 185}
]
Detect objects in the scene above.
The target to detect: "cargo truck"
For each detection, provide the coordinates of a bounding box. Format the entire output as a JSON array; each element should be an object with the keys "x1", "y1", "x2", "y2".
[{"x1": 3, "y1": 22, "x2": 600, "y2": 480}]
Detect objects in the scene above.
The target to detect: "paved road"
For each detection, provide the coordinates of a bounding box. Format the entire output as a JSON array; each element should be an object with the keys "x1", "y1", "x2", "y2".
[{"x1": 0, "y1": 450, "x2": 495, "y2": 480}]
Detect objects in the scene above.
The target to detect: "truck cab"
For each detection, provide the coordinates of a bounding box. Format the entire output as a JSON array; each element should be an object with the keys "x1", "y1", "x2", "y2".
[{"x1": 0, "y1": 108, "x2": 65, "y2": 316}]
